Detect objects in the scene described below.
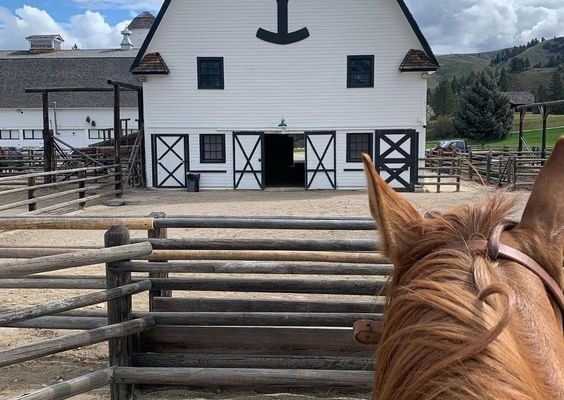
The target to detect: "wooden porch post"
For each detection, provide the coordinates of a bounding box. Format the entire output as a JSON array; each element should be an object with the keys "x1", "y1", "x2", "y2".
[
  {"x1": 541, "y1": 105, "x2": 549, "y2": 159},
  {"x1": 518, "y1": 109, "x2": 525, "y2": 153},
  {"x1": 137, "y1": 88, "x2": 146, "y2": 187},
  {"x1": 42, "y1": 91, "x2": 53, "y2": 184},
  {"x1": 113, "y1": 84, "x2": 123, "y2": 197}
]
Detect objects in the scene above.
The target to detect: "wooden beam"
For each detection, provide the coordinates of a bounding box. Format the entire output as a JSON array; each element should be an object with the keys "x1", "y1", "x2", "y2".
[
  {"x1": 541, "y1": 105, "x2": 549, "y2": 159},
  {"x1": 8, "y1": 368, "x2": 114, "y2": 400},
  {"x1": 41, "y1": 91, "x2": 52, "y2": 183},
  {"x1": 518, "y1": 109, "x2": 526, "y2": 153},
  {"x1": 0, "y1": 242, "x2": 153, "y2": 278},
  {"x1": 147, "y1": 250, "x2": 390, "y2": 264},
  {"x1": 0, "y1": 318, "x2": 154, "y2": 368},
  {"x1": 113, "y1": 367, "x2": 373, "y2": 389},
  {"x1": 0, "y1": 280, "x2": 151, "y2": 326},
  {"x1": 7, "y1": 316, "x2": 107, "y2": 330},
  {"x1": 132, "y1": 238, "x2": 379, "y2": 252},
  {"x1": 0, "y1": 216, "x2": 153, "y2": 230},
  {"x1": 148, "y1": 212, "x2": 170, "y2": 310}
]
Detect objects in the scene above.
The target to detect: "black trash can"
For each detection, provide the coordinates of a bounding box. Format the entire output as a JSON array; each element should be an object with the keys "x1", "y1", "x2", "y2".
[{"x1": 186, "y1": 173, "x2": 201, "y2": 192}]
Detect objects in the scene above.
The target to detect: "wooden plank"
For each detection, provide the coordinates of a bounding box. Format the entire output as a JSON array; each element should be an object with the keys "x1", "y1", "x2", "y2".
[
  {"x1": 7, "y1": 316, "x2": 107, "y2": 330},
  {"x1": 0, "y1": 318, "x2": 154, "y2": 368},
  {"x1": 133, "y1": 238, "x2": 379, "y2": 252},
  {"x1": 156, "y1": 218, "x2": 376, "y2": 231},
  {"x1": 26, "y1": 190, "x2": 122, "y2": 215},
  {"x1": 0, "y1": 164, "x2": 118, "y2": 184},
  {"x1": 113, "y1": 367, "x2": 372, "y2": 389},
  {"x1": 115, "y1": 261, "x2": 394, "y2": 275},
  {"x1": 149, "y1": 274, "x2": 386, "y2": 295},
  {"x1": 148, "y1": 250, "x2": 390, "y2": 264},
  {"x1": 7, "y1": 368, "x2": 113, "y2": 400},
  {"x1": 0, "y1": 216, "x2": 153, "y2": 230},
  {"x1": 149, "y1": 312, "x2": 383, "y2": 327},
  {"x1": 148, "y1": 212, "x2": 170, "y2": 310},
  {"x1": 0, "y1": 242, "x2": 153, "y2": 278},
  {"x1": 0, "y1": 280, "x2": 151, "y2": 326},
  {"x1": 153, "y1": 293, "x2": 384, "y2": 313},
  {"x1": 132, "y1": 353, "x2": 373, "y2": 371}
]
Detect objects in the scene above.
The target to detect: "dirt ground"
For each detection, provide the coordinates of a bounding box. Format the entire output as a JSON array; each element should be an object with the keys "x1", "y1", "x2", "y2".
[{"x1": 0, "y1": 182, "x2": 531, "y2": 399}]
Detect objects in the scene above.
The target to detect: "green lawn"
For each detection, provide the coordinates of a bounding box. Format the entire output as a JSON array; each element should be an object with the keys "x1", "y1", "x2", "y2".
[{"x1": 427, "y1": 113, "x2": 564, "y2": 149}]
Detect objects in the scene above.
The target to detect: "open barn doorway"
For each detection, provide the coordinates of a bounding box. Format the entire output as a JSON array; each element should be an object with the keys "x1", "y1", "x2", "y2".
[{"x1": 264, "y1": 134, "x2": 305, "y2": 188}]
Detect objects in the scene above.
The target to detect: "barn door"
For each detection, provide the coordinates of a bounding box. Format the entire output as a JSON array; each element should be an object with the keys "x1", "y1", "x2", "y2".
[
  {"x1": 151, "y1": 134, "x2": 189, "y2": 188},
  {"x1": 305, "y1": 132, "x2": 336, "y2": 190},
  {"x1": 233, "y1": 132, "x2": 264, "y2": 190},
  {"x1": 374, "y1": 130, "x2": 418, "y2": 192}
]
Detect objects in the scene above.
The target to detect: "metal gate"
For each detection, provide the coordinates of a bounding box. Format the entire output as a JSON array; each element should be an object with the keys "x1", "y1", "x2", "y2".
[
  {"x1": 233, "y1": 132, "x2": 264, "y2": 190},
  {"x1": 305, "y1": 132, "x2": 336, "y2": 190},
  {"x1": 374, "y1": 129, "x2": 418, "y2": 192},
  {"x1": 151, "y1": 134, "x2": 189, "y2": 188}
]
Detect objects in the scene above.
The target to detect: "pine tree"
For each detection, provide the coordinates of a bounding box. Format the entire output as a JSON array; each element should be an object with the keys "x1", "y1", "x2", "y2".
[
  {"x1": 453, "y1": 71, "x2": 514, "y2": 141},
  {"x1": 431, "y1": 80, "x2": 458, "y2": 116},
  {"x1": 498, "y1": 68, "x2": 509, "y2": 91},
  {"x1": 549, "y1": 71, "x2": 563, "y2": 100}
]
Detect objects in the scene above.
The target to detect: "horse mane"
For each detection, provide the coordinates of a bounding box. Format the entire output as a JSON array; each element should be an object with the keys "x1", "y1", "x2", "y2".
[{"x1": 374, "y1": 195, "x2": 559, "y2": 400}]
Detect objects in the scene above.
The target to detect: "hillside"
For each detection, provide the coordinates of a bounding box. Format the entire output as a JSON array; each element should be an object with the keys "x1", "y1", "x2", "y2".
[{"x1": 430, "y1": 36, "x2": 564, "y2": 92}]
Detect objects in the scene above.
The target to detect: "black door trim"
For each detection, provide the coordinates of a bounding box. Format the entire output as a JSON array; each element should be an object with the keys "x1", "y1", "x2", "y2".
[
  {"x1": 151, "y1": 134, "x2": 190, "y2": 189},
  {"x1": 374, "y1": 129, "x2": 418, "y2": 192},
  {"x1": 305, "y1": 131, "x2": 337, "y2": 190},
  {"x1": 233, "y1": 132, "x2": 265, "y2": 190}
]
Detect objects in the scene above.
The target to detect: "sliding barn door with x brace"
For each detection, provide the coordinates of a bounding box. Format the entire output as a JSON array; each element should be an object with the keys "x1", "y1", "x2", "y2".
[
  {"x1": 305, "y1": 132, "x2": 337, "y2": 190},
  {"x1": 233, "y1": 132, "x2": 264, "y2": 190},
  {"x1": 374, "y1": 129, "x2": 419, "y2": 192},
  {"x1": 151, "y1": 134, "x2": 189, "y2": 188}
]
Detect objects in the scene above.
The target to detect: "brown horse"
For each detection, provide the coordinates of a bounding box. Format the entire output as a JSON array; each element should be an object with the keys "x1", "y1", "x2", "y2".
[{"x1": 363, "y1": 138, "x2": 564, "y2": 399}]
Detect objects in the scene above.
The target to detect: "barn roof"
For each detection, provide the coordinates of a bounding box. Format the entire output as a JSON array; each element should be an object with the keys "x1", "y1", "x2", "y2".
[
  {"x1": 501, "y1": 92, "x2": 535, "y2": 107},
  {"x1": 131, "y1": 0, "x2": 439, "y2": 72},
  {"x1": 128, "y1": 12, "x2": 156, "y2": 30},
  {"x1": 0, "y1": 50, "x2": 139, "y2": 108}
]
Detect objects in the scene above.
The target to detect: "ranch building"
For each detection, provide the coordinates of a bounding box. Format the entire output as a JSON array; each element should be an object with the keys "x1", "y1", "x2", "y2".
[
  {"x1": 132, "y1": 0, "x2": 439, "y2": 191},
  {"x1": 0, "y1": 12, "x2": 155, "y2": 150}
]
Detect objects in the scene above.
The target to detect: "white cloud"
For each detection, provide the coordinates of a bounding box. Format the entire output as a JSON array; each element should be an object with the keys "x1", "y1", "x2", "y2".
[
  {"x1": 0, "y1": 5, "x2": 130, "y2": 50},
  {"x1": 72, "y1": 0, "x2": 163, "y2": 13},
  {"x1": 405, "y1": 0, "x2": 564, "y2": 54}
]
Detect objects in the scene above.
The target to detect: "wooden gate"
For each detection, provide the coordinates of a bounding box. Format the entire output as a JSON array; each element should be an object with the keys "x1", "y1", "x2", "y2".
[
  {"x1": 374, "y1": 130, "x2": 418, "y2": 192},
  {"x1": 233, "y1": 132, "x2": 264, "y2": 190},
  {"x1": 305, "y1": 132, "x2": 336, "y2": 190},
  {"x1": 151, "y1": 134, "x2": 189, "y2": 188}
]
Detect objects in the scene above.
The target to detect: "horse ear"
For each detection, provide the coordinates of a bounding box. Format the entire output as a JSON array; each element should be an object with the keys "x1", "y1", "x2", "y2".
[
  {"x1": 363, "y1": 154, "x2": 424, "y2": 264},
  {"x1": 518, "y1": 137, "x2": 564, "y2": 247}
]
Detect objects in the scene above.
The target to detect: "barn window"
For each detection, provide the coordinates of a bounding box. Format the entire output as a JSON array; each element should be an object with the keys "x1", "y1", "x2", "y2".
[
  {"x1": 23, "y1": 130, "x2": 42, "y2": 140},
  {"x1": 347, "y1": 56, "x2": 374, "y2": 88},
  {"x1": 88, "y1": 129, "x2": 104, "y2": 140},
  {"x1": 346, "y1": 133, "x2": 373, "y2": 162},
  {"x1": 200, "y1": 134, "x2": 226, "y2": 163},
  {"x1": 0, "y1": 129, "x2": 19, "y2": 140},
  {"x1": 198, "y1": 57, "x2": 224, "y2": 90}
]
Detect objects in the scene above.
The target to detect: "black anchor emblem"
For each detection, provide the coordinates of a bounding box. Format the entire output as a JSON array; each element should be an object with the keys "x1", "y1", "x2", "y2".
[{"x1": 257, "y1": 0, "x2": 310, "y2": 45}]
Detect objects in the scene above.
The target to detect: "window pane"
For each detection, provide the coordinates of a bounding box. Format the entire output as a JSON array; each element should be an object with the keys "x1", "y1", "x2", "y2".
[
  {"x1": 347, "y1": 133, "x2": 372, "y2": 162},
  {"x1": 201, "y1": 134, "x2": 225, "y2": 162},
  {"x1": 348, "y1": 56, "x2": 373, "y2": 88},
  {"x1": 199, "y1": 58, "x2": 223, "y2": 89}
]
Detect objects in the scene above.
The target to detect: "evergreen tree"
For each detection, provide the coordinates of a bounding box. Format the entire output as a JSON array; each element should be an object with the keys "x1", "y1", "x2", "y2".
[
  {"x1": 535, "y1": 84, "x2": 548, "y2": 103},
  {"x1": 549, "y1": 71, "x2": 563, "y2": 100},
  {"x1": 453, "y1": 71, "x2": 514, "y2": 141},
  {"x1": 498, "y1": 68, "x2": 509, "y2": 91},
  {"x1": 431, "y1": 80, "x2": 458, "y2": 116}
]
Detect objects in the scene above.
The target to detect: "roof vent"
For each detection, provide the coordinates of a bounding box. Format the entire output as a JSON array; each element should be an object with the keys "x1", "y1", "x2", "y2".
[
  {"x1": 26, "y1": 34, "x2": 64, "y2": 53},
  {"x1": 121, "y1": 28, "x2": 134, "y2": 51}
]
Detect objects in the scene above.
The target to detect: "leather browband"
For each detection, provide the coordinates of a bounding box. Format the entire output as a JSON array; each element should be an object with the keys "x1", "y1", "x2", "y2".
[{"x1": 353, "y1": 222, "x2": 564, "y2": 345}]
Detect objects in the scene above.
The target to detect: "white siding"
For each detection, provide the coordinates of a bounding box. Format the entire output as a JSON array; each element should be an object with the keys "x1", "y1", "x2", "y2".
[
  {"x1": 142, "y1": 0, "x2": 430, "y2": 188},
  {"x1": 0, "y1": 108, "x2": 139, "y2": 149}
]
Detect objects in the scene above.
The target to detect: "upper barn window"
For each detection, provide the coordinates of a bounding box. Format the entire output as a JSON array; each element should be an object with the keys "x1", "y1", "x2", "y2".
[
  {"x1": 198, "y1": 57, "x2": 224, "y2": 90},
  {"x1": 347, "y1": 55, "x2": 374, "y2": 88}
]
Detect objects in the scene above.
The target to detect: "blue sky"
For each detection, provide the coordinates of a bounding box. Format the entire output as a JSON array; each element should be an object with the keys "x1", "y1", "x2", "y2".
[{"x1": 0, "y1": 1, "x2": 563, "y2": 53}]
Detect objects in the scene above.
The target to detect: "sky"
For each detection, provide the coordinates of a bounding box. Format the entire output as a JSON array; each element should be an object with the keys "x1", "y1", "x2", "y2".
[{"x1": 0, "y1": 1, "x2": 563, "y2": 54}]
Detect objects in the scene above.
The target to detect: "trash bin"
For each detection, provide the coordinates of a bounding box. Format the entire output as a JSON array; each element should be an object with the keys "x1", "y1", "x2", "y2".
[{"x1": 186, "y1": 173, "x2": 201, "y2": 192}]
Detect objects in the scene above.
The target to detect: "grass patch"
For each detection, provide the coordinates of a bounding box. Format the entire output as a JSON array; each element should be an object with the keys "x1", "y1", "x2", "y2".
[{"x1": 427, "y1": 113, "x2": 564, "y2": 149}]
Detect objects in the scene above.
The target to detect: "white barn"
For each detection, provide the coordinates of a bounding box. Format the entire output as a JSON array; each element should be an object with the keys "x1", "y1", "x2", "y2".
[{"x1": 132, "y1": 0, "x2": 438, "y2": 191}]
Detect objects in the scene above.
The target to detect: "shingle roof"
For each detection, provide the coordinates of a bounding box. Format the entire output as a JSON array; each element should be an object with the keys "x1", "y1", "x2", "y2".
[
  {"x1": 399, "y1": 49, "x2": 439, "y2": 72},
  {"x1": 0, "y1": 51, "x2": 139, "y2": 108},
  {"x1": 128, "y1": 12, "x2": 156, "y2": 30},
  {"x1": 131, "y1": 52, "x2": 170, "y2": 74},
  {"x1": 501, "y1": 92, "x2": 535, "y2": 106}
]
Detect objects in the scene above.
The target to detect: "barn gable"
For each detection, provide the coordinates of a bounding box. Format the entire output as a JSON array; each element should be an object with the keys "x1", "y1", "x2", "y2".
[{"x1": 131, "y1": 0, "x2": 438, "y2": 72}]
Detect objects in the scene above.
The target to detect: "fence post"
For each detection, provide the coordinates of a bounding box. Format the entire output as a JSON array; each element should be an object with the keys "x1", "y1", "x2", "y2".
[
  {"x1": 456, "y1": 158, "x2": 461, "y2": 192},
  {"x1": 148, "y1": 212, "x2": 171, "y2": 311},
  {"x1": 467, "y1": 151, "x2": 473, "y2": 180},
  {"x1": 78, "y1": 170, "x2": 86, "y2": 209},
  {"x1": 104, "y1": 226, "x2": 133, "y2": 400},
  {"x1": 486, "y1": 152, "x2": 492, "y2": 185},
  {"x1": 27, "y1": 176, "x2": 37, "y2": 212}
]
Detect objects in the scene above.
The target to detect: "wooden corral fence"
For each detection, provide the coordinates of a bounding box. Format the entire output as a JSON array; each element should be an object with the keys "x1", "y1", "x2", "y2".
[
  {"x1": 0, "y1": 215, "x2": 388, "y2": 399},
  {"x1": 0, "y1": 165, "x2": 122, "y2": 215},
  {"x1": 418, "y1": 154, "x2": 462, "y2": 192}
]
